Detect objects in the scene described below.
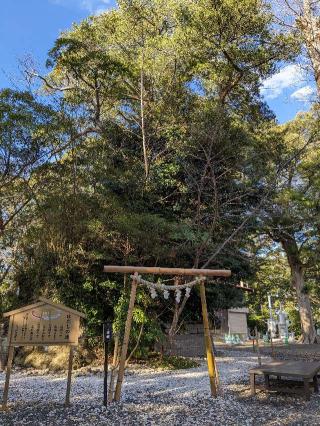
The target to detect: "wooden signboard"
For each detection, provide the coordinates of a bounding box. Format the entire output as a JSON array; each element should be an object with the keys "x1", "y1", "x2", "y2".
[
  {"x1": 1, "y1": 298, "x2": 85, "y2": 410},
  {"x1": 7, "y1": 300, "x2": 82, "y2": 347}
]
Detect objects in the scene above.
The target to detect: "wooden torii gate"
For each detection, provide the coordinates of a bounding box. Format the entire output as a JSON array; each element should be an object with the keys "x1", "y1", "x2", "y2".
[{"x1": 104, "y1": 265, "x2": 241, "y2": 401}]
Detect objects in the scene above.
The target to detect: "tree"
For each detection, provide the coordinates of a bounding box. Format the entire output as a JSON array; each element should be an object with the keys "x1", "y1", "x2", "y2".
[
  {"x1": 274, "y1": 0, "x2": 320, "y2": 96},
  {"x1": 257, "y1": 109, "x2": 320, "y2": 342},
  {"x1": 1, "y1": 0, "x2": 300, "y2": 348},
  {"x1": 0, "y1": 90, "x2": 63, "y2": 233},
  {"x1": 0, "y1": 89, "x2": 68, "y2": 296},
  {"x1": 247, "y1": 249, "x2": 295, "y2": 333}
]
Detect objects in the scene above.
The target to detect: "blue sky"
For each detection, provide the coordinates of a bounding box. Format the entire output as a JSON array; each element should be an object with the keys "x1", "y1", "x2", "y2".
[
  {"x1": 0, "y1": 0, "x2": 315, "y2": 123},
  {"x1": 0, "y1": 0, "x2": 116, "y2": 86}
]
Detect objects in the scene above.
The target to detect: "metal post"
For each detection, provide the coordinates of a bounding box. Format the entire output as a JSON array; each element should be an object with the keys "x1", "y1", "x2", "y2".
[
  {"x1": 103, "y1": 321, "x2": 112, "y2": 406},
  {"x1": 270, "y1": 334, "x2": 275, "y2": 358},
  {"x1": 104, "y1": 339, "x2": 109, "y2": 406},
  {"x1": 267, "y1": 294, "x2": 275, "y2": 358},
  {"x1": 255, "y1": 326, "x2": 261, "y2": 366}
]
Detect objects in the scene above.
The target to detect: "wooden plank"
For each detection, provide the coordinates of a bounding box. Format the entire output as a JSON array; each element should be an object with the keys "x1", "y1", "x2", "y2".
[
  {"x1": 6, "y1": 316, "x2": 13, "y2": 348},
  {"x1": 2, "y1": 346, "x2": 14, "y2": 409},
  {"x1": 8, "y1": 308, "x2": 81, "y2": 347},
  {"x1": 104, "y1": 265, "x2": 231, "y2": 277},
  {"x1": 9, "y1": 342, "x2": 79, "y2": 347},
  {"x1": 114, "y1": 274, "x2": 138, "y2": 401},
  {"x1": 199, "y1": 278, "x2": 218, "y2": 397},
  {"x1": 2, "y1": 316, "x2": 14, "y2": 409},
  {"x1": 65, "y1": 346, "x2": 74, "y2": 406},
  {"x1": 250, "y1": 373, "x2": 256, "y2": 395},
  {"x1": 249, "y1": 360, "x2": 320, "y2": 379}
]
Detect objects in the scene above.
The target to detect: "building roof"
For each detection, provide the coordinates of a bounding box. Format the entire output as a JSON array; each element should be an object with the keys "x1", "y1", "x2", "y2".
[{"x1": 228, "y1": 307, "x2": 249, "y2": 314}]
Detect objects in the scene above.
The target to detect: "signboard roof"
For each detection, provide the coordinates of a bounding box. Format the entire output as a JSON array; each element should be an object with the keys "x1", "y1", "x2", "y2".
[{"x1": 3, "y1": 297, "x2": 86, "y2": 319}]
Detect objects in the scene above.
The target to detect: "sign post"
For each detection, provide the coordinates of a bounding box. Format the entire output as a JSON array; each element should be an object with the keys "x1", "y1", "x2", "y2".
[
  {"x1": 103, "y1": 321, "x2": 112, "y2": 406},
  {"x1": 1, "y1": 298, "x2": 85, "y2": 410}
]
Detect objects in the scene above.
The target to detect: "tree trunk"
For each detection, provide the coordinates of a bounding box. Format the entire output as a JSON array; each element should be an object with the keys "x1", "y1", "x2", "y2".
[
  {"x1": 167, "y1": 278, "x2": 189, "y2": 353},
  {"x1": 140, "y1": 65, "x2": 149, "y2": 179},
  {"x1": 298, "y1": 1, "x2": 320, "y2": 98},
  {"x1": 291, "y1": 262, "x2": 317, "y2": 343},
  {"x1": 281, "y1": 236, "x2": 317, "y2": 343}
]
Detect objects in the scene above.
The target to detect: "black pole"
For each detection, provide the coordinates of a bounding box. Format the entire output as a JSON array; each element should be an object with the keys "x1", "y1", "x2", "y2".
[
  {"x1": 103, "y1": 322, "x2": 112, "y2": 406},
  {"x1": 104, "y1": 338, "x2": 109, "y2": 406}
]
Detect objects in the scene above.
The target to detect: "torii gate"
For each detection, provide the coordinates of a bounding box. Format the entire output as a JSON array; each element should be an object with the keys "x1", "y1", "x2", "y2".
[{"x1": 104, "y1": 265, "x2": 251, "y2": 401}]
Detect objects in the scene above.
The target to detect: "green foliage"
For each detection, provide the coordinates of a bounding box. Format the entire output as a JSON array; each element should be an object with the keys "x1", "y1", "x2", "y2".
[
  {"x1": 247, "y1": 314, "x2": 268, "y2": 334},
  {"x1": 251, "y1": 108, "x2": 320, "y2": 339},
  {"x1": 113, "y1": 288, "x2": 163, "y2": 357},
  {"x1": 0, "y1": 0, "x2": 307, "y2": 352},
  {"x1": 286, "y1": 303, "x2": 302, "y2": 336}
]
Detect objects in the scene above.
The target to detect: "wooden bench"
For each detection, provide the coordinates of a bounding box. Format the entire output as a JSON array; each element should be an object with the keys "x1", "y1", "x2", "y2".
[{"x1": 249, "y1": 360, "x2": 320, "y2": 400}]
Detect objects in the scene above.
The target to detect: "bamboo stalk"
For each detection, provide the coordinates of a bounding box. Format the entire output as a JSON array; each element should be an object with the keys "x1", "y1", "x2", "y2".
[
  {"x1": 108, "y1": 367, "x2": 116, "y2": 402},
  {"x1": 199, "y1": 278, "x2": 218, "y2": 397},
  {"x1": 114, "y1": 273, "x2": 138, "y2": 401}
]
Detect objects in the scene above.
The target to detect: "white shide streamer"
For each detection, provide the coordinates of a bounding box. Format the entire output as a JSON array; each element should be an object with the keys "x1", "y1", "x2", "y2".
[{"x1": 130, "y1": 274, "x2": 204, "y2": 301}]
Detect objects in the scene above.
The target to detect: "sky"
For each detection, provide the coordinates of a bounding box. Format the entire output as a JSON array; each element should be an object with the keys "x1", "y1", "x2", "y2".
[{"x1": 0, "y1": 0, "x2": 316, "y2": 124}]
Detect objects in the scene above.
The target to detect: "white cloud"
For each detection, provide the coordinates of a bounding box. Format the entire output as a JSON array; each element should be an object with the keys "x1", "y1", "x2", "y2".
[
  {"x1": 261, "y1": 65, "x2": 305, "y2": 100},
  {"x1": 290, "y1": 85, "x2": 315, "y2": 102},
  {"x1": 81, "y1": 0, "x2": 110, "y2": 13},
  {"x1": 94, "y1": 7, "x2": 108, "y2": 15},
  {"x1": 50, "y1": 0, "x2": 111, "y2": 14}
]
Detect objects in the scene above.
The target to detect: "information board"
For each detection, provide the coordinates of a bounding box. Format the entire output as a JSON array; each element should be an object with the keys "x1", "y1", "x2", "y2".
[
  {"x1": 2, "y1": 298, "x2": 86, "y2": 409},
  {"x1": 9, "y1": 304, "x2": 80, "y2": 346}
]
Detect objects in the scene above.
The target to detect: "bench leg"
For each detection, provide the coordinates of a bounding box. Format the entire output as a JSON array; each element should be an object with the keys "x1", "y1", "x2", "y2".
[
  {"x1": 313, "y1": 375, "x2": 318, "y2": 393},
  {"x1": 250, "y1": 373, "x2": 256, "y2": 396},
  {"x1": 264, "y1": 374, "x2": 270, "y2": 389},
  {"x1": 304, "y1": 378, "x2": 311, "y2": 401}
]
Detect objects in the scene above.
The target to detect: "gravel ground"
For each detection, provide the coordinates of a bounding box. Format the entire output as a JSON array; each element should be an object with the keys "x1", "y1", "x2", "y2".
[
  {"x1": 0, "y1": 350, "x2": 320, "y2": 426},
  {"x1": 259, "y1": 344, "x2": 320, "y2": 361}
]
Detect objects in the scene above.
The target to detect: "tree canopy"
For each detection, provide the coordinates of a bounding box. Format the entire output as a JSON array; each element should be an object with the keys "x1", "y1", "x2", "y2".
[{"x1": 1, "y1": 0, "x2": 320, "y2": 349}]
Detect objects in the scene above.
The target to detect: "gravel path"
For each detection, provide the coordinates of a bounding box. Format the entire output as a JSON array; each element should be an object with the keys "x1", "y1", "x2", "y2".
[{"x1": 0, "y1": 351, "x2": 320, "y2": 425}]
